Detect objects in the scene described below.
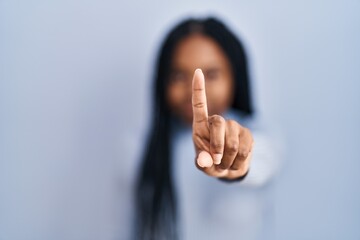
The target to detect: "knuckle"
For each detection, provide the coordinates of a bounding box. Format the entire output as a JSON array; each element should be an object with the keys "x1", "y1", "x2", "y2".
[
  {"x1": 226, "y1": 120, "x2": 240, "y2": 133},
  {"x1": 211, "y1": 142, "x2": 224, "y2": 150},
  {"x1": 243, "y1": 127, "x2": 252, "y2": 137},
  {"x1": 209, "y1": 115, "x2": 225, "y2": 125},
  {"x1": 238, "y1": 149, "x2": 249, "y2": 159},
  {"x1": 227, "y1": 119, "x2": 238, "y2": 127},
  {"x1": 225, "y1": 141, "x2": 238, "y2": 154}
]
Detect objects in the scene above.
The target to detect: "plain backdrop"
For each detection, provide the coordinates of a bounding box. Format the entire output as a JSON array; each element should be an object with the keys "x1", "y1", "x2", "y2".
[{"x1": 1, "y1": 0, "x2": 360, "y2": 239}]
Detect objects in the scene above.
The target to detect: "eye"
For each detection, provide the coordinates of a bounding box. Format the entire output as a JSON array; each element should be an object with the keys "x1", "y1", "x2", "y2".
[
  {"x1": 205, "y1": 69, "x2": 220, "y2": 80},
  {"x1": 169, "y1": 70, "x2": 187, "y2": 83}
]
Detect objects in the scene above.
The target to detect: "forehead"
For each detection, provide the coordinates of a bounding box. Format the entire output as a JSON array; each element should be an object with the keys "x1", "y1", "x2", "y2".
[{"x1": 171, "y1": 34, "x2": 229, "y2": 70}]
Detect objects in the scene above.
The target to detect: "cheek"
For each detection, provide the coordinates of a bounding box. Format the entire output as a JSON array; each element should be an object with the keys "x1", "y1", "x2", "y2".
[
  {"x1": 166, "y1": 86, "x2": 177, "y2": 109},
  {"x1": 206, "y1": 81, "x2": 234, "y2": 114},
  {"x1": 166, "y1": 84, "x2": 184, "y2": 110}
]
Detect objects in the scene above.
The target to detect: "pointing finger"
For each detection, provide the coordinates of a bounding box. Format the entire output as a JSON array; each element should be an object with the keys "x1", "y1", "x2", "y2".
[{"x1": 192, "y1": 69, "x2": 208, "y2": 127}]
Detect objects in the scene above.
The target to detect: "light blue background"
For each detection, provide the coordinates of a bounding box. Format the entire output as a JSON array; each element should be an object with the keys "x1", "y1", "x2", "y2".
[{"x1": 1, "y1": 1, "x2": 359, "y2": 239}]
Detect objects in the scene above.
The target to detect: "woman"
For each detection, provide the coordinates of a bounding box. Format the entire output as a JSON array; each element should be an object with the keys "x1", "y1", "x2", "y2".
[{"x1": 135, "y1": 17, "x2": 279, "y2": 240}]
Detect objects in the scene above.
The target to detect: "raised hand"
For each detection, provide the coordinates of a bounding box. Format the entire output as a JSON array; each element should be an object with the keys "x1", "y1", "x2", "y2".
[{"x1": 192, "y1": 69, "x2": 254, "y2": 179}]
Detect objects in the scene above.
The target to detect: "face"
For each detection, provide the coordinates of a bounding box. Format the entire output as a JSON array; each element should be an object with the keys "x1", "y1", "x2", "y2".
[{"x1": 166, "y1": 33, "x2": 234, "y2": 124}]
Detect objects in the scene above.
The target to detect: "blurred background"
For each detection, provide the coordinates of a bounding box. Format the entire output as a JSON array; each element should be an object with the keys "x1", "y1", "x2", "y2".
[{"x1": 1, "y1": 0, "x2": 359, "y2": 239}]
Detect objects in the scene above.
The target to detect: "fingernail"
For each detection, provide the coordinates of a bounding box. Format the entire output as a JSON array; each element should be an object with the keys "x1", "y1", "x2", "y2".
[
  {"x1": 195, "y1": 68, "x2": 202, "y2": 74},
  {"x1": 213, "y1": 154, "x2": 222, "y2": 165},
  {"x1": 197, "y1": 151, "x2": 213, "y2": 168}
]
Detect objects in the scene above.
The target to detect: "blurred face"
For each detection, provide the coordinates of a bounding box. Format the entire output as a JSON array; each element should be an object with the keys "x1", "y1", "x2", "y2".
[{"x1": 166, "y1": 33, "x2": 234, "y2": 124}]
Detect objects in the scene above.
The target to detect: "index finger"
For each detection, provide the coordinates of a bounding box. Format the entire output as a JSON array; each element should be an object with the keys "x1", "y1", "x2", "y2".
[{"x1": 192, "y1": 69, "x2": 208, "y2": 125}]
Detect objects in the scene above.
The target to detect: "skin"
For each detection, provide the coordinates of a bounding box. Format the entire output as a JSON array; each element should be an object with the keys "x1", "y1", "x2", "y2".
[{"x1": 166, "y1": 34, "x2": 254, "y2": 179}]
